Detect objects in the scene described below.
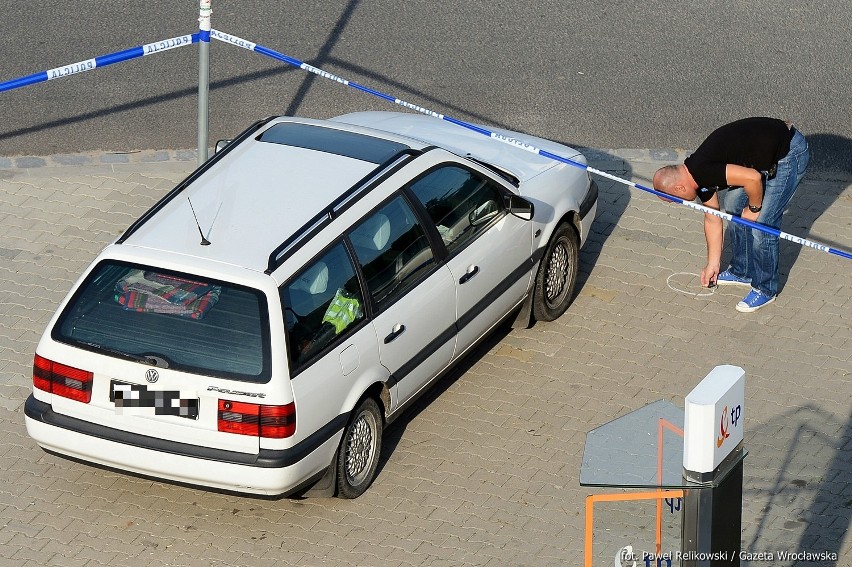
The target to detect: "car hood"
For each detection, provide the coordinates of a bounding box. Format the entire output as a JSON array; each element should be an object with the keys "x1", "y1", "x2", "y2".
[{"x1": 331, "y1": 111, "x2": 585, "y2": 183}]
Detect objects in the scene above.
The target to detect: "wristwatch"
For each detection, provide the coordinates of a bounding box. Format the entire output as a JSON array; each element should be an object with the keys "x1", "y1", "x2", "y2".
[{"x1": 748, "y1": 203, "x2": 762, "y2": 213}]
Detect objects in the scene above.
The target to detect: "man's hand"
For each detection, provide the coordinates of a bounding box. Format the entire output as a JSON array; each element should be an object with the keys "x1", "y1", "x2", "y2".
[
  {"x1": 701, "y1": 263, "x2": 720, "y2": 287},
  {"x1": 741, "y1": 207, "x2": 760, "y2": 223}
]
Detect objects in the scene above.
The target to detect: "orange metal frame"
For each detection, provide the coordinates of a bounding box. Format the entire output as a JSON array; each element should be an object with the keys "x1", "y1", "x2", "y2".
[
  {"x1": 583, "y1": 418, "x2": 685, "y2": 567},
  {"x1": 584, "y1": 490, "x2": 684, "y2": 567}
]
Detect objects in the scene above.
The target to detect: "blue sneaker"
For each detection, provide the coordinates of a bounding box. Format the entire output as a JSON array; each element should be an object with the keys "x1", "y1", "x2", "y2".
[
  {"x1": 736, "y1": 289, "x2": 776, "y2": 313},
  {"x1": 716, "y1": 269, "x2": 751, "y2": 287}
]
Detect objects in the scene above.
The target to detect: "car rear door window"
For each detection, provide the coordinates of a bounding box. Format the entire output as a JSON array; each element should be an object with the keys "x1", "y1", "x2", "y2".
[
  {"x1": 408, "y1": 165, "x2": 504, "y2": 253},
  {"x1": 282, "y1": 242, "x2": 366, "y2": 370},
  {"x1": 348, "y1": 195, "x2": 435, "y2": 307}
]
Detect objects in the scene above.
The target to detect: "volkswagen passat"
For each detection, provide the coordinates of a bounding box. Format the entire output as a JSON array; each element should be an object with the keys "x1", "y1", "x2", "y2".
[{"x1": 25, "y1": 111, "x2": 597, "y2": 498}]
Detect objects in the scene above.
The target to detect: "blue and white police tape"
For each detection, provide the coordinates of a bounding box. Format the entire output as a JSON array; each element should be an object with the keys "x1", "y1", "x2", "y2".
[
  {"x1": 211, "y1": 28, "x2": 852, "y2": 262},
  {"x1": 0, "y1": 34, "x2": 198, "y2": 94}
]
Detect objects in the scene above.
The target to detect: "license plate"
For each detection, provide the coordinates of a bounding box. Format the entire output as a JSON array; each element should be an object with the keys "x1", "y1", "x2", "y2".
[{"x1": 110, "y1": 380, "x2": 199, "y2": 420}]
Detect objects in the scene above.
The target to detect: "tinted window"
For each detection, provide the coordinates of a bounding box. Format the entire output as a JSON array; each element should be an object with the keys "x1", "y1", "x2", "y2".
[
  {"x1": 53, "y1": 262, "x2": 270, "y2": 382},
  {"x1": 408, "y1": 166, "x2": 504, "y2": 252},
  {"x1": 348, "y1": 196, "x2": 435, "y2": 306},
  {"x1": 259, "y1": 123, "x2": 409, "y2": 164},
  {"x1": 282, "y1": 243, "x2": 365, "y2": 370}
]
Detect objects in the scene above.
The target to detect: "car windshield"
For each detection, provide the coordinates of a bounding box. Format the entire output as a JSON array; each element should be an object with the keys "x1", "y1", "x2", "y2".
[{"x1": 53, "y1": 261, "x2": 271, "y2": 382}]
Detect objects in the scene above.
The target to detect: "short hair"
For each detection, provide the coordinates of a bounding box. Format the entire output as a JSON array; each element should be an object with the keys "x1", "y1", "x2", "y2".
[{"x1": 653, "y1": 165, "x2": 682, "y2": 193}]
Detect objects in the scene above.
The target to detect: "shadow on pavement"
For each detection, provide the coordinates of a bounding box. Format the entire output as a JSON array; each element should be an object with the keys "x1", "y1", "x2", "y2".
[
  {"x1": 377, "y1": 320, "x2": 513, "y2": 479},
  {"x1": 745, "y1": 404, "x2": 851, "y2": 565},
  {"x1": 777, "y1": 133, "x2": 852, "y2": 292},
  {"x1": 569, "y1": 151, "x2": 634, "y2": 298},
  {"x1": 0, "y1": 0, "x2": 524, "y2": 153}
]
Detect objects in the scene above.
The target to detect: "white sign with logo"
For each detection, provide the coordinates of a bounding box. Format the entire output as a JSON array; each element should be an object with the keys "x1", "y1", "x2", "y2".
[{"x1": 683, "y1": 365, "x2": 745, "y2": 474}]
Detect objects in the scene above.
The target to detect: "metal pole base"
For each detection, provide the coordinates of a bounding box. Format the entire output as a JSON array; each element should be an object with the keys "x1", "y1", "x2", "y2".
[{"x1": 681, "y1": 459, "x2": 743, "y2": 567}]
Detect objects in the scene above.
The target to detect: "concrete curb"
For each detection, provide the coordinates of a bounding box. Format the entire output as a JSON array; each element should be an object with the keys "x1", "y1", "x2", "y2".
[{"x1": 0, "y1": 148, "x2": 202, "y2": 171}]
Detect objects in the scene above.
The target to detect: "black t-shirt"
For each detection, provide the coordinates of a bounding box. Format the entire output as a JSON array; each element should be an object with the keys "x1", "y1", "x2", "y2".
[{"x1": 684, "y1": 117, "x2": 793, "y2": 202}]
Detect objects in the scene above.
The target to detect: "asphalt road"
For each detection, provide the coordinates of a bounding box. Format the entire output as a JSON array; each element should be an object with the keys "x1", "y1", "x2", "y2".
[{"x1": 1, "y1": 0, "x2": 851, "y2": 174}]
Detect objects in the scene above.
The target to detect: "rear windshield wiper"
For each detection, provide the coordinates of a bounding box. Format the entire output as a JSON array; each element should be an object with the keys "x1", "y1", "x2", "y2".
[{"x1": 77, "y1": 341, "x2": 157, "y2": 366}]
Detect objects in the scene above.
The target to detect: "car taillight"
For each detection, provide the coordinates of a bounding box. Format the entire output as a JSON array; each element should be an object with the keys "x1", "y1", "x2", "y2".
[
  {"x1": 33, "y1": 354, "x2": 94, "y2": 403},
  {"x1": 217, "y1": 399, "x2": 295, "y2": 439}
]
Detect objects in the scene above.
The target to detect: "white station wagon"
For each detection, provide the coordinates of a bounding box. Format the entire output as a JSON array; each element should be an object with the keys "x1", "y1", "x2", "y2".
[{"x1": 25, "y1": 111, "x2": 598, "y2": 498}]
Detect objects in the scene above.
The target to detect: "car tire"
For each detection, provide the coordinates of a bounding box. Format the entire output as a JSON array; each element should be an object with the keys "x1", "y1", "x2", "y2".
[
  {"x1": 532, "y1": 223, "x2": 579, "y2": 322},
  {"x1": 336, "y1": 397, "x2": 383, "y2": 499}
]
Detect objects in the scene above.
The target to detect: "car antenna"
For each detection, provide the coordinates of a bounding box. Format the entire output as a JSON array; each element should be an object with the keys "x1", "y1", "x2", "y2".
[{"x1": 187, "y1": 198, "x2": 211, "y2": 246}]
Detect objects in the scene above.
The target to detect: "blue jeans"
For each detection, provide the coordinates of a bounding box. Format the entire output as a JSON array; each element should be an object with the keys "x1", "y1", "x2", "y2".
[{"x1": 722, "y1": 128, "x2": 810, "y2": 297}]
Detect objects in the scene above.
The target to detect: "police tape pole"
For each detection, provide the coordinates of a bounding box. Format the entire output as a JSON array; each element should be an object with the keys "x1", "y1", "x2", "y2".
[
  {"x1": 197, "y1": 0, "x2": 212, "y2": 166},
  {"x1": 209, "y1": 29, "x2": 852, "y2": 261}
]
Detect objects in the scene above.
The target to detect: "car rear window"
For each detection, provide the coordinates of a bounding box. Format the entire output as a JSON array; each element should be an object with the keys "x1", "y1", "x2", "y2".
[{"x1": 52, "y1": 261, "x2": 271, "y2": 382}]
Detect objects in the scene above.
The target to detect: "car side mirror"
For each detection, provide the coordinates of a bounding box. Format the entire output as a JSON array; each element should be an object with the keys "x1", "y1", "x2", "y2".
[
  {"x1": 506, "y1": 195, "x2": 534, "y2": 221},
  {"x1": 215, "y1": 139, "x2": 232, "y2": 153}
]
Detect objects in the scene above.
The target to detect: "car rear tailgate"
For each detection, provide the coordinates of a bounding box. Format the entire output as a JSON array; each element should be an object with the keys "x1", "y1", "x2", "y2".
[{"x1": 40, "y1": 345, "x2": 264, "y2": 454}]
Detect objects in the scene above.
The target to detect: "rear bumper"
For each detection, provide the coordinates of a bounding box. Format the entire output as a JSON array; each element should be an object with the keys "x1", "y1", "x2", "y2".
[{"x1": 24, "y1": 395, "x2": 341, "y2": 495}]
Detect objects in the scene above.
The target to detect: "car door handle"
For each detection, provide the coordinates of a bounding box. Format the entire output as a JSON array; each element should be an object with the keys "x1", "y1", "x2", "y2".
[
  {"x1": 384, "y1": 324, "x2": 406, "y2": 344},
  {"x1": 459, "y1": 265, "x2": 479, "y2": 284}
]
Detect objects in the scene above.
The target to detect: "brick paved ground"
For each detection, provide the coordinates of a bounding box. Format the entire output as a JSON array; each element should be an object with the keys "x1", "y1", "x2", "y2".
[{"x1": 0, "y1": 151, "x2": 849, "y2": 566}]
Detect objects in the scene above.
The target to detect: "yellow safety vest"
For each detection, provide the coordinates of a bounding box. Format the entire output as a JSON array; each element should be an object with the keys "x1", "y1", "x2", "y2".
[{"x1": 322, "y1": 289, "x2": 362, "y2": 334}]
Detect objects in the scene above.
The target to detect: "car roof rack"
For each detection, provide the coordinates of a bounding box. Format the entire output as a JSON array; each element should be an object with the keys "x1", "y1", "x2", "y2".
[{"x1": 265, "y1": 148, "x2": 427, "y2": 274}]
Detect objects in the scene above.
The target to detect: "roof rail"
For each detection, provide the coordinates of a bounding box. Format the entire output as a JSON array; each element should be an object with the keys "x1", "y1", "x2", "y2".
[
  {"x1": 117, "y1": 116, "x2": 277, "y2": 244},
  {"x1": 265, "y1": 148, "x2": 424, "y2": 274}
]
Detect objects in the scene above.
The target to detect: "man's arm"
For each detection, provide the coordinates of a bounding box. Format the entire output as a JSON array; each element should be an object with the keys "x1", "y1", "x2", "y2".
[
  {"x1": 702, "y1": 192, "x2": 724, "y2": 287},
  {"x1": 725, "y1": 164, "x2": 763, "y2": 221}
]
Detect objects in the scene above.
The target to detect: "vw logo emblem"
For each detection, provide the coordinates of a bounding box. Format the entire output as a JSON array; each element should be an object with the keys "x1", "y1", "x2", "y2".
[{"x1": 145, "y1": 369, "x2": 159, "y2": 383}]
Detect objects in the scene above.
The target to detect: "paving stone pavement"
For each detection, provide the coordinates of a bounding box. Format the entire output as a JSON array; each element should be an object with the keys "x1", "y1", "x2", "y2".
[{"x1": 0, "y1": 150, "x2": 849, "y2": 567}]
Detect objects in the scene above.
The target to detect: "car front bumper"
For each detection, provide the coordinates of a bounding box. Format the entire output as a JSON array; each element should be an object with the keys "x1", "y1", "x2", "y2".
[{"x1": 578, "y1": 179, "x2": 599, "y2": 244}]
